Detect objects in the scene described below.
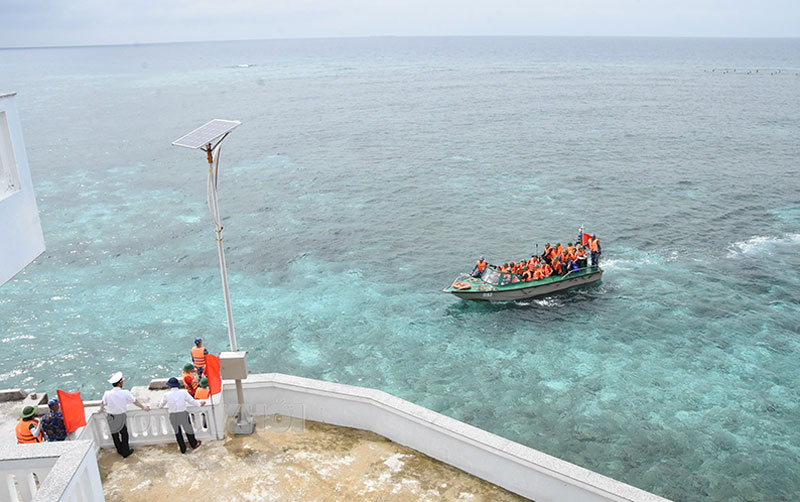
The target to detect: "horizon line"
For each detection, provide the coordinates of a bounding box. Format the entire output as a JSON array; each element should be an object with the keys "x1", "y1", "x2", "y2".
[{"x1": 2, "y1": 34, "x2": 799, "y2": 51}]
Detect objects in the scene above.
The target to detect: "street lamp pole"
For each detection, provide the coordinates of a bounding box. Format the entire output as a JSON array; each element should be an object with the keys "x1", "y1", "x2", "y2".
[
  {"x1": 204, "y1": 142, "x2": 236, "y2": 351},
  {"x1": 172, "y1": 119, "x2": 253, "y2": 434}
]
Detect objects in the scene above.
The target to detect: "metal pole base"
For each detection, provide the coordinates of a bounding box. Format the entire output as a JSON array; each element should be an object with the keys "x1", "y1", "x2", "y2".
[
  {"x1": 233, "y1": 409, "x2": 255, "y2": 435},
  {"x1": 232, "y1": 378, "x2": 254, "y2": 435}
]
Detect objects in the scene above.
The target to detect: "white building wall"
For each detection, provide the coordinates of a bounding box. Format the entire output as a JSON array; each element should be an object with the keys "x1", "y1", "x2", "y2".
[{"x1": 0, "y1": 92, "x2": 45, "y2": 286}]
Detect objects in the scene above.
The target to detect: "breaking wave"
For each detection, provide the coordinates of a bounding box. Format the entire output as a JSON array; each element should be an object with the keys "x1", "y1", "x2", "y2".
[{"x1": 727, "y1": 233, "x2": 800, "y2": 257}]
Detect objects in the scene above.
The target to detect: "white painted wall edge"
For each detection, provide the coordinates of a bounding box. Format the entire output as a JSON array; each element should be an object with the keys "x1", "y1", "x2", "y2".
[
  {"x1": 0, "y1": 439, "x2": 103, "y2": 502},
  {"x1": 222, "y1": 373, "x2": 671, "y2": 502}
]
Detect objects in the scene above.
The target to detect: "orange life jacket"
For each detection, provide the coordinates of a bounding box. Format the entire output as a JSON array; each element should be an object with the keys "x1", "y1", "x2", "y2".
[
  {"x1": 16, "y1": 419, "x2": 42, "y2": 444},
  {"x1": 577, "y1": 249, "x2": 588, "y2": 260},
  {"x1": 541, "y1": 264, "x2": 552, "y2": 277},
  {"x1": 568, "y1": 249, "x2": 578, "y2": 262},
  {"x1": 192, "y1": 346, "x2": 206, "y2": 368},
  {"x1": 567, "y1": 245, "x2": 575, "y2": 256},
  {"x1": 589, "y1": 238, "x2": 599, "y2": 252},
  {"x1": 533, "y1": 269, "x2": 543, "y2": 280},
  {"x1": 476, "y1": 259, "x2": 487, "y2": 271},
  {"x1": 552, "y1": 260, "x2": 563, "y2": 274},
  {"x1": 182, "y1": 371, "x2": 198, "y2": 395},
  {"x1": 195, "y1": 388, "x2": 210, "y2": 400},
  {"x1": 556, "y1": 245, "x2": 564, "y2": 256}
]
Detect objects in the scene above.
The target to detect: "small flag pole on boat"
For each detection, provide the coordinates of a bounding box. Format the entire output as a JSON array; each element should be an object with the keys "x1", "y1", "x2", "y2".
[{"x1": 172, "y1": 119, "x2": 254, "y2": 435}]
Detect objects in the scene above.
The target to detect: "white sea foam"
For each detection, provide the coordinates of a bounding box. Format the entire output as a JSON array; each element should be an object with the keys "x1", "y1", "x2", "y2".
[
  {"x1": 601, "y1": 253, "x2": 666, "y2": 271},
  {"x1": 727, "y1": 233, "x2": 800, "y2": 257}
]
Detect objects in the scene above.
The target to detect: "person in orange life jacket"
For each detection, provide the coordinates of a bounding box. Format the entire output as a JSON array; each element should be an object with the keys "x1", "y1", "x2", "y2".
[
  {"x1": 191, "y1": 338, "x2": 209, "y2": 377},
  {"x1": 565, "y1": 243, "x2": 579, "y2": 271},
  {"x1": 99, "y1": 371, "x2": 150, "y2": 458},
  {"x1": 16, "y1": 406, "x2": 43, "y2": 444},
  {"x1": 472, "y1": 256, "x2": 487, "y2": 277},
  {"x1": 161, "y1": 377, "x2": 205, "y2": 454},
  {"x1": 576, "y1": 245, "x2": 588, "y2": 269},
  {"x1": 182, "y1": 364, "x2": 199, "y2": 397},
  {"x1": 555, "y1": 243, "x2": 564, "y2": 258},
  {"x1": 551, "y1": 257, "x2": 564, "y2": 275},
  {"x1": 588, "y1": 234, "x2": 601, "y2": 266},
  {"x1": 195, "y1": 377, "x2": 211, "y2": 400},
  {"x1": 541, "y1": 244, "x2": 552, "y2": 262},
  {"x1": 540, "y1": 262, "x2": 553, "y2": 278},
  {"x1": 566, "y1": 243, "x2": 577, "y2": 262}
]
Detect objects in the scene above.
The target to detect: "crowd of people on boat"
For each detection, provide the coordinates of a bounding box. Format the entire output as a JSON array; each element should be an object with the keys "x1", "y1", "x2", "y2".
[{"x1": 472, "y1": 233, "x2": 601, "y2": 282}]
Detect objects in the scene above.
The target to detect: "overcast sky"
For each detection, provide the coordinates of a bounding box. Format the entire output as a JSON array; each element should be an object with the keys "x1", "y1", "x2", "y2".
[{"x1": 1, "y1": 0, "x2": 799, "y2": 48}]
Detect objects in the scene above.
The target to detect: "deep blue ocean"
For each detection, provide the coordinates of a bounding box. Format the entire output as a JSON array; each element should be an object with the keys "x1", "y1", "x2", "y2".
[{"x1": 1, "y1": 37, "x2": 799, "y2": 501}]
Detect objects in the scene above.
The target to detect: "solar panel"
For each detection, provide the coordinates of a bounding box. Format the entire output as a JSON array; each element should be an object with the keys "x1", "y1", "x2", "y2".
[{"x1": 172, "y1": 119, "x2": 241, "y2": 149}]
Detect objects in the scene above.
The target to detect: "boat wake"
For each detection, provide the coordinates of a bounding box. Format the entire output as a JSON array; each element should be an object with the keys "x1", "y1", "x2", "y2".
[{"x1": 600, "y1": 249, "x2": 679, "y2": 271}]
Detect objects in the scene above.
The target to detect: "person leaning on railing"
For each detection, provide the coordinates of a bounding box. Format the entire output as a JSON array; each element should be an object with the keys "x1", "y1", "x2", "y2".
[
  {"x1": 98, "y1": 371, "x2": 150, "y2": 458},
  {"x1": 160, "y1": 377, "x2": 206, "y2": 454}
]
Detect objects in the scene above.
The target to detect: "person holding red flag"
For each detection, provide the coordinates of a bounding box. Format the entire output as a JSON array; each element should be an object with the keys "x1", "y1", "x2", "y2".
[{"x1": 195, "y1": 377, "x2": 211, "y2": 400}]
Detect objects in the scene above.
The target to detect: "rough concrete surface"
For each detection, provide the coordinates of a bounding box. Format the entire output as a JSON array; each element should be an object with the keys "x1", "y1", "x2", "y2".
[{"x1": 98, "y1": 420, "x2": 531, "y2": 502}]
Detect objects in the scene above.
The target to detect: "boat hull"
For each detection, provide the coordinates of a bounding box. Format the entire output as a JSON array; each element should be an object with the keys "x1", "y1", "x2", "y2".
[{"x1": 446, "y1": 268, "x2": 603, "y2": 301}]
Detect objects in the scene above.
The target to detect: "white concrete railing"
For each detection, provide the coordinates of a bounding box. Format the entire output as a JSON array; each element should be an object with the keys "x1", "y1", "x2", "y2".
[
  {"x1": 2, "y1": 374, "x2": 669, "y2": 502},
  {"x1": 75, "y1": 399, "x2": 224, "y2": 451},
  {"x1": 0, "y1": 440, "x2": 103, "y2": 502},
  {"x1": 225, "y1": 373, "x2": 671, "y2": 502}
]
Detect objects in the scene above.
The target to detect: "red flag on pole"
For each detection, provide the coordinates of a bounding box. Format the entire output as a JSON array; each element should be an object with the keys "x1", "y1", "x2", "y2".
[
  {"x1": 205, "y1": 354, "x2": 222, "y2": 395},
  {"x1": 581, "y1": 233, "x2": 591, "y2": 246},
  {"x1": 56, "y1": 390, "x2": 86, "y2": 435}
]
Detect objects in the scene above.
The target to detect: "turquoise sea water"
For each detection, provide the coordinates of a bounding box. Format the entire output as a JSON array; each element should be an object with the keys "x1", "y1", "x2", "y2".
[{"x1": 1, "y1": 37, "x2": 800, "y2": 501}]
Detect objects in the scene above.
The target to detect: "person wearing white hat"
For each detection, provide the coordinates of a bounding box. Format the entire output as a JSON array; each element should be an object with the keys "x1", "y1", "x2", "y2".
[{"x1": 98, "y1": 371, "x2": 150, "y2": 458}]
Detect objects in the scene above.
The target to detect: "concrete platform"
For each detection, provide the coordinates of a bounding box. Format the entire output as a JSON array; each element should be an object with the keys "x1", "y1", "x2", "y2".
[{"x1": 97, "y1": 419, "x2": 531, "y2": 502}]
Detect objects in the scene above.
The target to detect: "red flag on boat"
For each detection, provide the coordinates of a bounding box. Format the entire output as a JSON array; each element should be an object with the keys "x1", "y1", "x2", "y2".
[
  {"x1": 581, "y1": 232, "x2": 591, "y2": 246},
  {"x1": 56, "y1": 390, "x2": 86, "y2": 435},
  {"x1": 205, "y1": 353, "x2": 222, "y2": 395}
]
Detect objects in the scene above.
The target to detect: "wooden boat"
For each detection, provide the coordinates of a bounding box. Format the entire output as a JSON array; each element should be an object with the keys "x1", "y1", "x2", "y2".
[{"x1": 443, "y1": 265, "x2": 603, "y2": 301}]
